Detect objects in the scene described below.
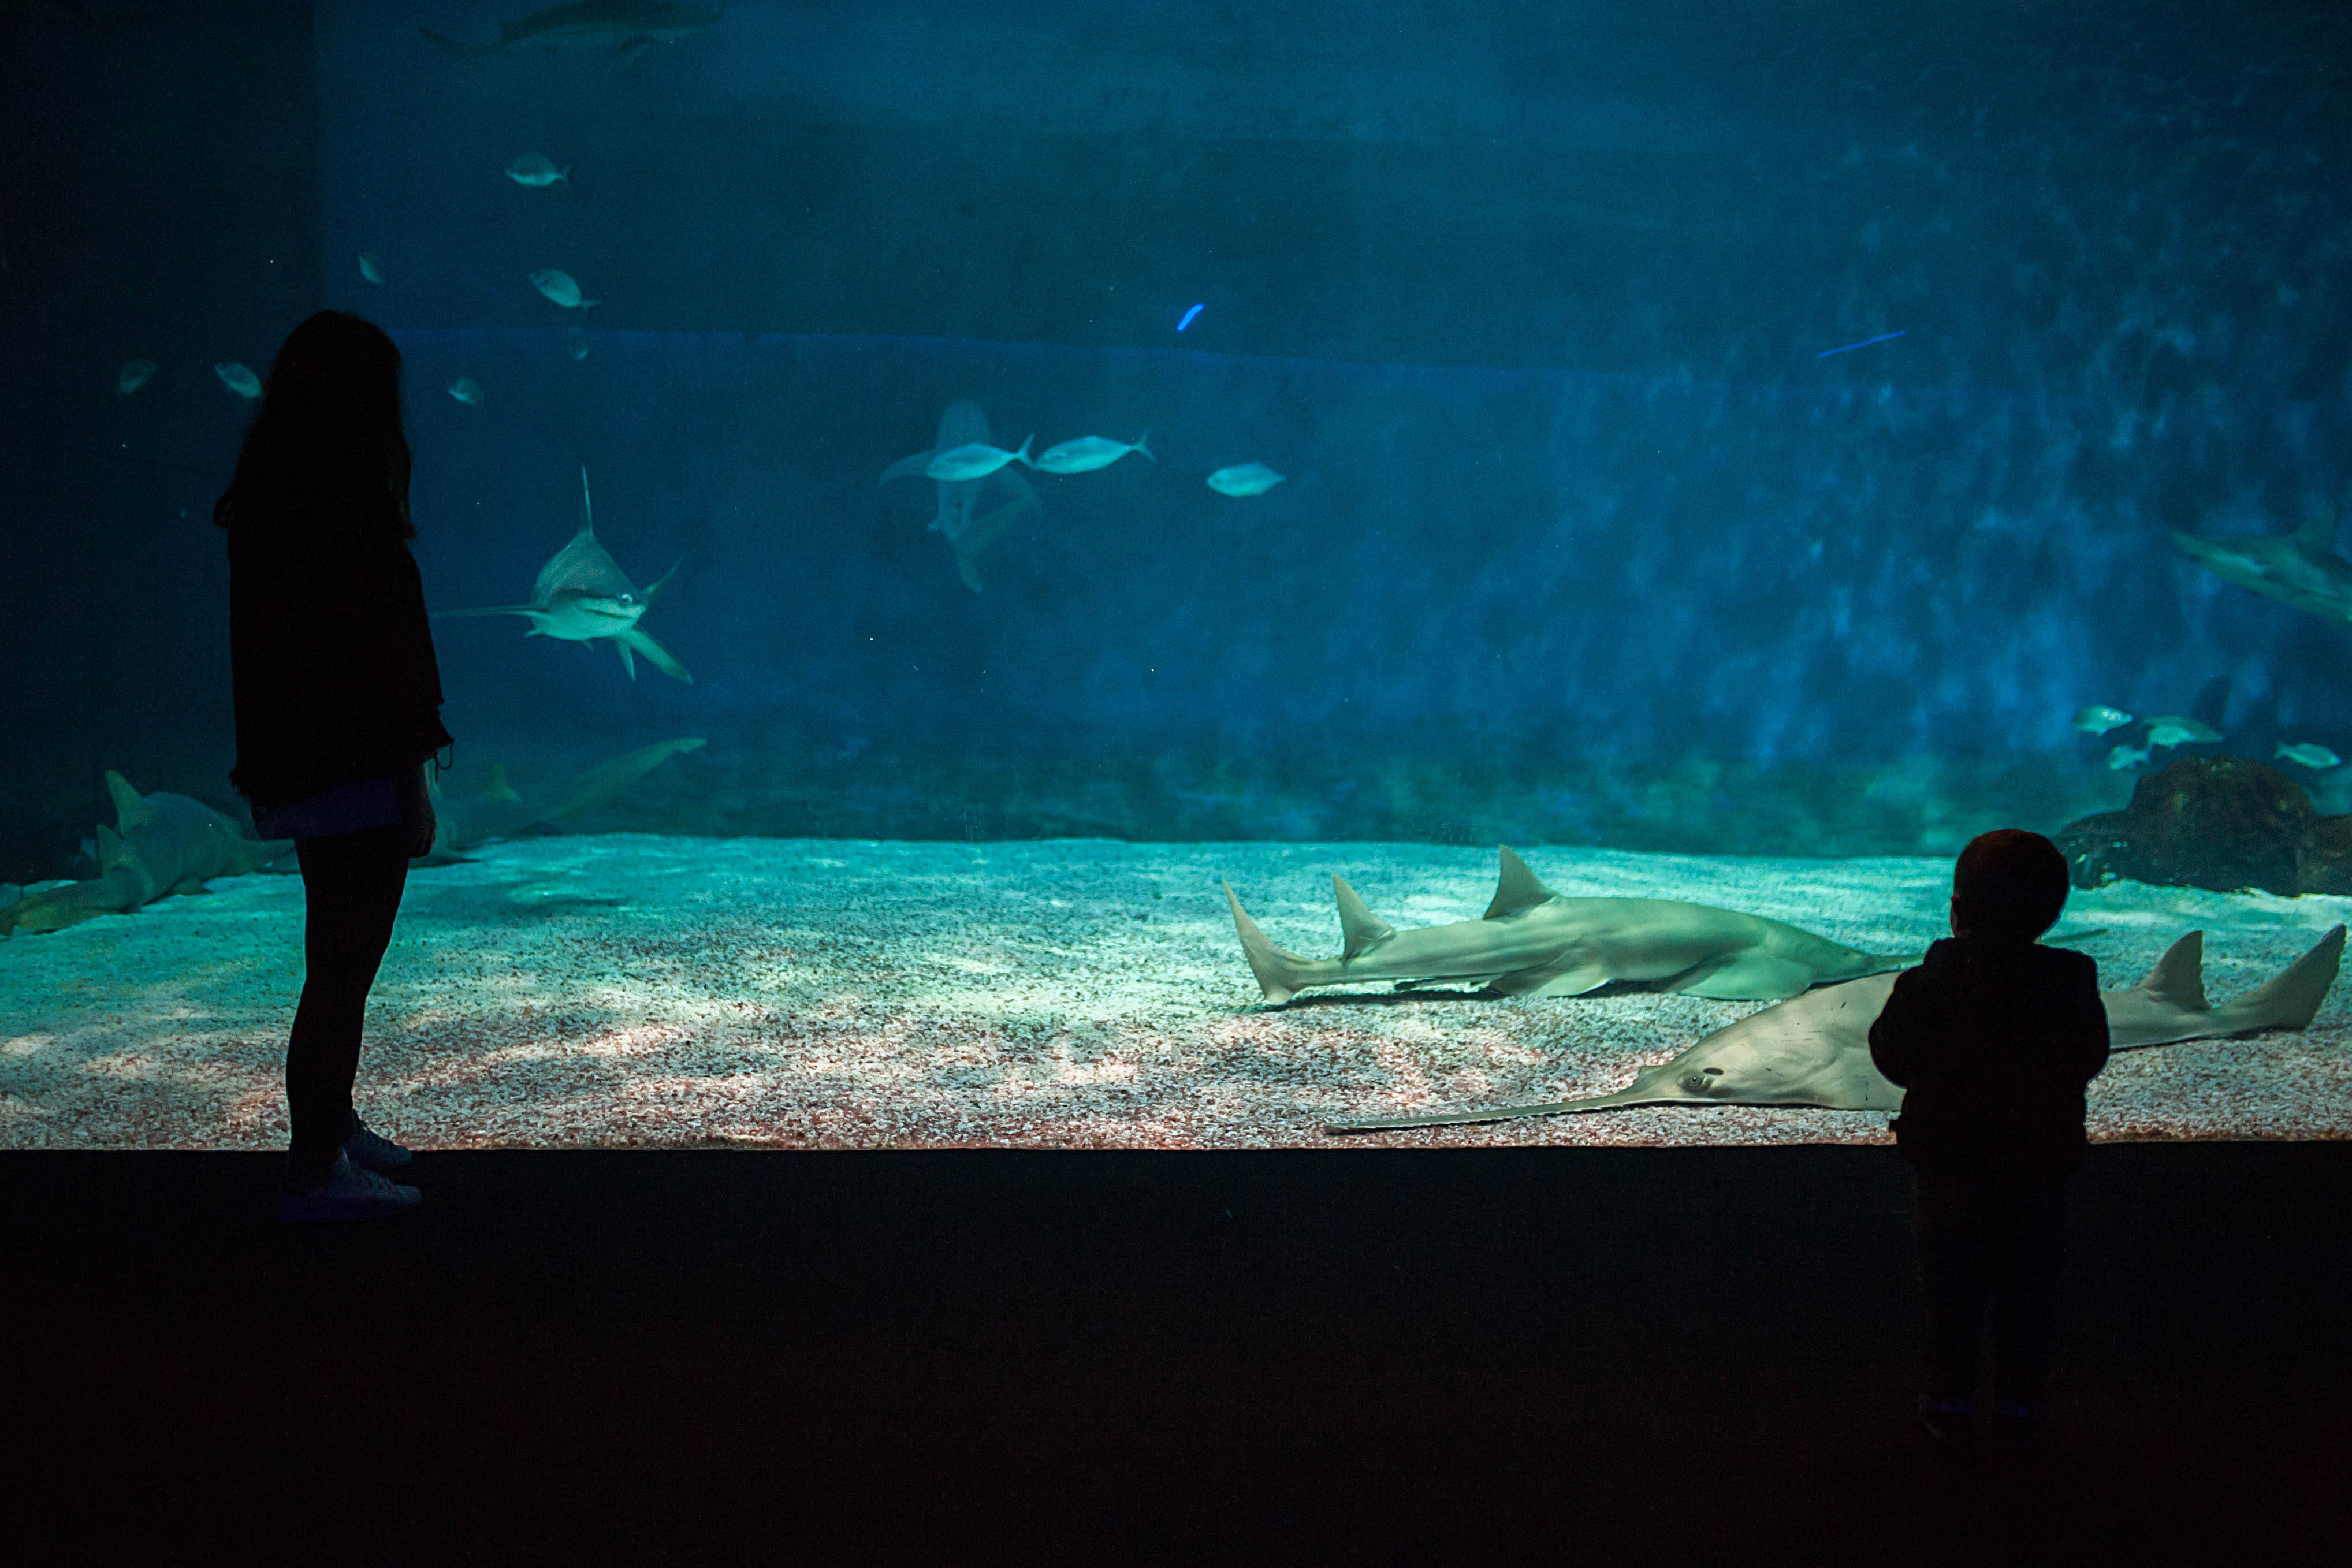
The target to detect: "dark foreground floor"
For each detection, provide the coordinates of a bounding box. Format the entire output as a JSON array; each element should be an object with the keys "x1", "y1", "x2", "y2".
[{"x1": 1, "y1": 1145, "x2": 2346, "y2": 1566}]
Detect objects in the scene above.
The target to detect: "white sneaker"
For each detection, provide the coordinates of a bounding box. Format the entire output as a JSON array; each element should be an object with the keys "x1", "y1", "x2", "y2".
[{"x1": 274, "y1": 1150, "x2": 422, "y2": 1224}]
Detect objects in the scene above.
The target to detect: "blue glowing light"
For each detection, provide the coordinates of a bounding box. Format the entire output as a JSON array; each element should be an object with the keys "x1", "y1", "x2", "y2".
[
  {"x1": 1177, "y1": 303, "x2": 1205, "y2": 332},
  {"x1": 1816, "y1": 329, "x2": 1906, "y2": 359}
]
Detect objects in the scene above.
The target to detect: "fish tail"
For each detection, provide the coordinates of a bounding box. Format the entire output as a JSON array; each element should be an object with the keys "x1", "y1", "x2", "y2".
[
  {"x1": 2235, "y1": 923, "x2": 2346, "y2": 1031},
  {"x1": 1224, "y1": 881, "x2": 1320, "y2": 1005},
  {"x1": 1134, "y1": 429, "x2": 1156, "y2": 463},
  {"x1": 1014, "y1": 434, "x2": 1036, "y2": 468}
]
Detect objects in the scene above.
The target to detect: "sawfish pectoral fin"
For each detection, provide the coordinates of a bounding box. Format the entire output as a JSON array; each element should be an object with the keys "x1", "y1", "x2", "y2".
[
  {"x1": 1672, "y1": 954, "x2": 1819, "y2": 1000},
  {"x1": 1498, "y1": 962, "x2": 1613, "y2": 998}
]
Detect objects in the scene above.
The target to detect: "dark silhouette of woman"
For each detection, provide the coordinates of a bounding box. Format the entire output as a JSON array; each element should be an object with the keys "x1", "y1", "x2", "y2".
[{"x1": 216, "y1": 310, "x2": 453, "y2": 1224}]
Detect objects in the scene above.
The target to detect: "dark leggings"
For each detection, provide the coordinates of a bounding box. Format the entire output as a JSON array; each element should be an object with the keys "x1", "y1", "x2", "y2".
[
  {"x1": 286, "y1": 823, "x2": 412, "y2": 1185},
  {"x1": 1912, "y1": 1170, "x2": 2070, "y2": 1411}
]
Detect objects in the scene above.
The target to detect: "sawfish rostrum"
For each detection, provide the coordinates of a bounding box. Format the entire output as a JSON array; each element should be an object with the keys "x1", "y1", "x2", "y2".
[
  {"x1": 1329, "y1": 925, "x2": 2346, "y2": 1130},
  {"x1": 1226, "y1": 847, "x2": 1905, "y2": 1004},
  {"x1": 879, "y1": 400, "x2": 1040, "y2": 591},
  {"x1": 434, "y1": 468, "x2": 690, "y2": 682}
]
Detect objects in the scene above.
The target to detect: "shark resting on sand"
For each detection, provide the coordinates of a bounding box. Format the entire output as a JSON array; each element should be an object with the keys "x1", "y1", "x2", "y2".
[
  {"x1": 1328, "y1": 925, "x2": 2347, "y2": 1130},
  {"x1": 2172, "y1": 507, "x2": 2352, "y2": 623},
  {"x1": 1, "y1": 772, "x2": 289, "y2": 936},
  {"x1": 881, "y1": 399, "x2": 1041, "y2": 592},
  {"x1": 1225, "y1": 847, "x2": 1907, "y2": 1005},
  {"x1": 421, "y1": 2, "x2": 722, "y2": 70},
  {"x1": 436, "y1": 468, "x2": 690, "y2": 682}
]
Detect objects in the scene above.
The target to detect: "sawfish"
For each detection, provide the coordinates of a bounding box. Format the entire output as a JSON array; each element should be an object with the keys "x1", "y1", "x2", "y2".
[
  {"x1": 1, "y1": 772, "x2": 289, "y2": 936},
  {"x1": 1226, "y1": 847, "x2": 1907, "y2": 1004},
  {"x1": 1328, "y1": 925, "x2": 2346, "y2": 1130},
  {"x1": 2172, "y1": 507, "x2": 2352, "y2": 623},
  {"x1": 880, "y1": 399, "x2": 1041, "y2": 591},
  {"x1": 420, "y1": 736, "x2": 705, "y2": 864},
  {"x1": 435, "y1": 468, "x2": 691, "y2": 682}
]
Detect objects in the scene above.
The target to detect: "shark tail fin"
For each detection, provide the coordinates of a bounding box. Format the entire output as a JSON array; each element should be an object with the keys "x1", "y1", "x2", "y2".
[
  {"x1": 1332, "y1": 876, "x2": 1395, "y2": 959},
  {"x1": 1134, "y1": 429, "x2": 1156, "y2": 463},
  {"x1": 2232, "y1": 923, "x2": 2346, "y2": 1031},
  {"x1": 1483, "y1": 846, "x2": 1556, "y2": 920},
  {"x1": 1226, "y1": 881, "x2": 1312, "y2": 1005},
  {"x1": 103, "y1": 770, "x2": 155, "y2": 833},
  {"x1": 479, "y1": 764, "x2": 522, "y2": 804},
  {"x1": 613, "y1": 636, "x2": 639, "y2": 680},
  {"x1": 2135, "y1": 931, "x2": 2210, "y2": 1011},
  {"x1": 2294, "y1": 506, "x2": 2339, "y2": 546}
]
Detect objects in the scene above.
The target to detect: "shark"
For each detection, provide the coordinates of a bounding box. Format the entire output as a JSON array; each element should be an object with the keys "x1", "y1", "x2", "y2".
[
  {"x1": 1, "y1": 771, "x2": 289, "y2": 937},
  {"x1": 1327, "y1": 924, "x2": 2347, "y2": 1130},
  {"x1": 434, "y1": 468, "x2": 690, "y2": 682},
  {"x1": 880, "y1": 399, "x2": 1041, "y2": 592},
  {"x1": 1226, "y1": 847, "x2": 1908, "y2": 1005},
  {"x1": 421, "y1": 2, "x2": 721, "y2": 69},
  {"x1": 420, "y1": 736, "x2": 705, "y2": 863},
  {"x1": 2172, "y1": 508, "x2": 2352, "y2": 623}
]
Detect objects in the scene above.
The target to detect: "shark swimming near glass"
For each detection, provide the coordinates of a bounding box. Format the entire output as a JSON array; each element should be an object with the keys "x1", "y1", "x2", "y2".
[
  {"x1": 1326, "y1": 924, "x2": 2346, "y2": 1130},
  {"x1": 880, "y1": 399, "x2": 1041, "y2": 592},
  {"x1": 2172, "y1": 508, "x2": 2352, "y2": 623},
  {"x1": 420, "y1": 736, "x2": 705, "y2": 863},
  {"x1": 1, "y1": 772, "x2": 289, "y2": 936},
  {"x1": 1225, "y1": 847, "x2": 1908, "y2": 1005},
  {"x1": 434, "y1": 468, "x2": 690, "y2": 683}
]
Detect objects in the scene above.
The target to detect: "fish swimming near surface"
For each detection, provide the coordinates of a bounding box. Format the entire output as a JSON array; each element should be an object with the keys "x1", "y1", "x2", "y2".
[
  {"x1": 421, "y1": 737, "x2": 705, "y2": 863},
  {"x1": 2107, "y1": 742, "x2": 2152, "y2": 770},
  {"x1": 421, "y1": 2, "x2": 723, "y2": 70},
  {"x1": 1035, "y1": 432, "x2": 1155, "y2": 475},
  {"x1": 2072, "y1": 705, "x2": 2133, "y2": 735},
  {"x1": 1207, "y1": 463, "x2": 1285, "y2": 497},
  {"x1": 1, "y1": 771, "x2": 290, "y2": 937},
  {"x1": 563, "y1": 325, "x2": 590, "y2": 361},
  {"x1": 2276, "y1": 742, "x2": 2343, "y2": 770},
  {"x1": 358, "y1": 252, "x2": 385, "y2": 284},
  {"x1": 926, "y1": 435, "x2": 1034, "y2": 482},
  {"x1": 529, "y1": 268, "x2": 598, "y2": 309},
  {"x1": 880, "y1": 400, "x2": 1041, "y2": 591},
  {"x1": 2143, "y1": 714, "x2": 2223, "y2": 749},
  {"x1": 115, "y1": 359, "x2": 157, "y2": 397},
  {"x1": 214, "y1": 362, "x2": 262, "y2": 398},
  {"x1": 433, "y1": 467, "x2": 690, "y2": 682},
  {"x1": 506, "y1": 152, "x2": 571, "y2": 186},
  {"x1": 449, "y1": 376, "x2": 485, "y2": 406},
  {"x1": 1327, "y1": 925, "x2": 2347, "y2": 1129},
  {"x1": 2172, "y1": 509, "x2": 2352, "y2": 624},
  {"x1": 1226, "y1": 847, "x2": 1908, "y2": 1005}
]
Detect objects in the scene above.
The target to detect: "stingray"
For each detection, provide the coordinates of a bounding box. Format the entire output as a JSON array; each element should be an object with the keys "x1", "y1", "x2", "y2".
[
  {"x1": 1226, "y1": 847, "x2": 1908, "y2": 1004},
  {"x1": 435, "y1": 468, "x2": 690, "y2": 681},
  {"x1": 881, "y1": 398, "x2": 1041, "y2": 591},
  {"x1": 1328, "y1": 925, "x2": 2346, "y2": 1131},
  {"x1": 419, "y1": 736, "x2": 705, "y2": 864},
  {"x1": 2, "y1": 772, "x2": 289, "y2": 936}
]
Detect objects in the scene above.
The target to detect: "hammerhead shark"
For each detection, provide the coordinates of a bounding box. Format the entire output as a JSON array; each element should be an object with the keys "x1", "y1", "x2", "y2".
[
  {"x1": 421, "y1": 2, "x2": 721, "y2": 70},
  {"x1": 1226, "y1": 848, "x2": 1906, "y2": 1004},
  {"x1": 881, "y1": 399, "x2": 1041, "y2": 592},
  {"x1": 420, "y1": 736, "x2": 705, "y2": 863},
  {"x1": 436, "y1": 468, "x2": 690, "y2": 682},
  {"x1": 2172, "y1": 508, "x2": 2352, "y2": 623},
  {"x1": 1, "y1": 772, "x2": 289, "y2": 936},
  {"x1": 1328, "y1": 925, "x2": 2347, "y2": 1130}
]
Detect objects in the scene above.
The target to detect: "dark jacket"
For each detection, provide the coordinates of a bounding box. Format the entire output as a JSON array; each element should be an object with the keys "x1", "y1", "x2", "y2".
[
  {"x1": 1868, "y1": 937, "x2": 2111, "y2": 1176},
  {"x1": 226, "y1": 526, "x2": 453, "y2": 808}
]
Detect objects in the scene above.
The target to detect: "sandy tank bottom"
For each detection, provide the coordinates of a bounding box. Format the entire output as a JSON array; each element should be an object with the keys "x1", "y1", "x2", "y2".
[{"x1": 2, "y1": 836, "x2": 2348, "y2": 1151}]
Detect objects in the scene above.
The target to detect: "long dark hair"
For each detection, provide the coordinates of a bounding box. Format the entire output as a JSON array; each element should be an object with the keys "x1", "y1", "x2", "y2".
[{"x1": 213, "y1": 310, "x2": 414, "y2": 542}]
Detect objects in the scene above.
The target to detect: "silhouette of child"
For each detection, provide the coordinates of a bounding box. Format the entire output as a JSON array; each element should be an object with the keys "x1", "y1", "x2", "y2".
[
  {"x1": 215, "y1": 310, "x2": 453, "y2": 1224},
  {"x1": 1869, "y1": 828, "x2": 2111, "y2": 1447}
]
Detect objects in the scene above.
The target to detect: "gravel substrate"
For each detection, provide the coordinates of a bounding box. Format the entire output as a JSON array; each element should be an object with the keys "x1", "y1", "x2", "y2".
[{"x1": 2, "y1": 836, "x2": 2348, "y2": 1150}]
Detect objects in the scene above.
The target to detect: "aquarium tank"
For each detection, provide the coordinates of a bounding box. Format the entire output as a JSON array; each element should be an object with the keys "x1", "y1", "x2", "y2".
[{"x1": 2, "y1": 0, "x2": 2348, "y2": 1152}]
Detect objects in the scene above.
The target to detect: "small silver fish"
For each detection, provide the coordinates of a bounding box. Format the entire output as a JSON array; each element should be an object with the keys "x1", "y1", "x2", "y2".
[
  {"x1": 358, "y1": 252, "x2": 385, "y2": 284},
  {"x1": 506, "y1": 153, "x2": 571, "y2": 187},
  {"x1": 2107, "y1": 743, "x2": 2152, "y2": 771},
  {"x1": 116, "y1": 359, "x2": 158, "y2": 397},
  {"x1": 563, "y1": 325, "x2": 590, "y2": 361},
  {"x1": 2144, "y1": 715, "x2": 2223, "y2": 748},
  {"x1": 2071, "y1": 705, "x2": 2133, "y2": 735},
  {"x1": 1207, "y1": 463, "x2": 1285, "y2": 497},
  {"x1": 926, "y1": 435, "x2": 1034, "y2": 482},
  {"x1": 1035, "y1": 431, "x2": 1155, "y2": 475},
  {"x1": 529, "y1": 268, "x2": 598, "y2": 309},
  {"x1": 2276, "y1": 742, "x2": 2342, "y2": 770},
  {"x1": 214, "y1": 361, "x2": 263, "y2": 398},
  {"x1": 449, "y1": 376, "x2": 485, "y2": 406}
]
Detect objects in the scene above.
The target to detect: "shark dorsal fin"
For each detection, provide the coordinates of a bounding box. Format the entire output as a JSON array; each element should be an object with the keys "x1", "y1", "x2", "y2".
[
  {"x1": 579, "y1": 467, "x2": 596, "y2": 537},
  {"x1": 95, "y1": 823, "x2": 128, "y2": 873},
  {"x1": 2136, "y1": 931, "x2": 2209, "y2": 1011},
  {"x1": 479, "y1": 764, "x2": 521, "y2": 803},
  {"x1": 103, "y1": 770, "x2": 155, "y2": 833},
  {"x1": 1333, "y1": 876, "x2": 1395, "y2": 960},
  {"x1": 2295, "y1": 506, "x2": 2338, "y2": 548},
  {"x1": 1483, "y1": 846, "x2": 1556, "y2": 920}
]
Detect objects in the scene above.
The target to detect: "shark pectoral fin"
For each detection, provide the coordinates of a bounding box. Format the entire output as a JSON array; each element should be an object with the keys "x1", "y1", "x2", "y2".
[
  {"x1": 1674, "y1": 955, "x2": 1818, "y2": 1000},
  {"x1": 2227, "y1": 923, "x2": 2346, "y2": 1031},
  {"x1": 1499, "y1": 962, "x2": 1614, "y2": 997},
  {"x1": 103, "y1": 771, "x2": 156, "y2": 833},
  {"x1": 1331, "y1": 876, "x2": 1395, "y2": 959},
  {"x1": 621, "y1": 628, "x2": 693, "y2": 683},
  {"x1": 431, "y1": 605, "x2": 538, "y2": 619},
  {"x1": 1483, "y1": 846, "x2": 1557, "y2": 919},
  {"x1": 642, "y1": 562, "x2": 682, "y2": 601},
  {"x1": 2135, "y1": 932, "x2": 2210, "y2": 1011},
  {"x1": 613, "y1": 637, "x2": 639, "y2": 679}
]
